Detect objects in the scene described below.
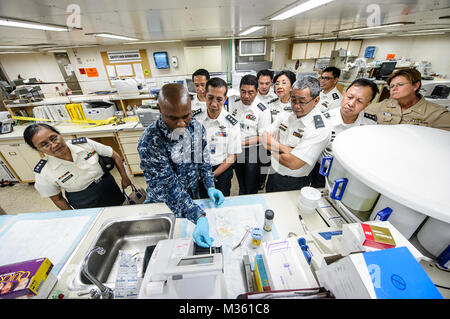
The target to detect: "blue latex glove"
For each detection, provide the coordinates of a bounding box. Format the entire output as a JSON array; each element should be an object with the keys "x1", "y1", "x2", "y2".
[
  {"x1": 193, "y1": 216, "x2": 214, "y2": 248},
  {"x1": 207, "y1": 187, "x2": 225, "y2": 206}
]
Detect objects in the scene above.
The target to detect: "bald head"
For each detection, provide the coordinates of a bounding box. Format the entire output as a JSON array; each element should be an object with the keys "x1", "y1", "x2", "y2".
[
  {"x1": 157, "y1": 83, "x2": 192, "y2": 131},
  {"x1": 158, "y1": 83, "x2": 190, "y2": 109}
]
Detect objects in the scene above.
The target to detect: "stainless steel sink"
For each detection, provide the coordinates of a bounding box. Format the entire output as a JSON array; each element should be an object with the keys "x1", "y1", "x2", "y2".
[{"x1": 69, "y1": 213, "x2": 175, "y2": 292}]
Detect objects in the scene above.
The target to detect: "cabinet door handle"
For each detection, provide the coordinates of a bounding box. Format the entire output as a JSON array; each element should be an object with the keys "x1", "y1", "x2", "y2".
[
  {"x1": 8, "y1": 144, "x2": 20, "y2": 147},
  {"x1": 8, "y1": 152, "x2": 17, "y2": 156}
]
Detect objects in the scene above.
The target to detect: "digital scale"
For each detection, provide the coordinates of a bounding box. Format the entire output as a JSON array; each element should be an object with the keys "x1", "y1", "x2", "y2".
[{"x1": 138, "y1": 238, "x2": 227, "y2": 299}]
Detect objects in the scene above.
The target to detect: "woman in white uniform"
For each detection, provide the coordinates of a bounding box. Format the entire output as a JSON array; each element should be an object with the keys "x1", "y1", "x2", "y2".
[{"x1": 24, "y1": 123, "x2": 131, "y2": 210}]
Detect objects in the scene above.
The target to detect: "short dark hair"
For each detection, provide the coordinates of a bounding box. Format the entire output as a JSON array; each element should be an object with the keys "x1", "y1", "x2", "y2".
[
  {"x1": 240, "y1": 74, "x2": 258, "y2": 89},
  {"x1": 347, "y1": 78, "x2": 379, "y2": 102},
  {"x1": 273, "y1": 70, "x2": 296, "y2": 86},
  {"x1": 206, "y1": 77, "x2": 228, "y2": 97},
  {"x1": 323, "y1": 66, "x2": 341, "y2": 78},
  {"x1": 387, "y1": 68, "x2": 422, "y2": 94},
  {"x1": 192, "y1": 69, "x2": 210, "y2": 81},
  {"x1": 257, "y1": 69, "x2": 274, "y2": 81},
  {"x1": 23, "y1": 123, "x2": 61, "y2": 150}
]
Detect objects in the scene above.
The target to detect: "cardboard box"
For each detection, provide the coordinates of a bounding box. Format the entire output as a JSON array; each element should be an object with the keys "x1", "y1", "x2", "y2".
[
  {"x1": 360, "y1": 223, "x2": 396, "y2": 249},
  {"x1": 0, "y1": 258, "x2": 53, "y2": 299}
]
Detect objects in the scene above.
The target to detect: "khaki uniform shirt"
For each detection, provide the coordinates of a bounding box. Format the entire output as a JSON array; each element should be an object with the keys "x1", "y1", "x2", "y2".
[{"x1": 365, "y1": 95, "x2": 450, "y2": 131}]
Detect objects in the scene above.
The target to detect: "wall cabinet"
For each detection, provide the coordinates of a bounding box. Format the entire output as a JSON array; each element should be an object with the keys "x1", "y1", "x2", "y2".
[
  {"x1": 305, "y1": 42, "x2": 321, "y2": 59},
  {"x1": 335, "y1": 41, "x2": 349, "y2": 51},
  {"x1": 290, "y1": 42, "x2": 307, "y2": 60},
  {"x1": 319, "y1": 42, "x2": 335, "y2": 58},
  {"x1": 348, "y1": 40, "x2": 362, "y2": 57}
]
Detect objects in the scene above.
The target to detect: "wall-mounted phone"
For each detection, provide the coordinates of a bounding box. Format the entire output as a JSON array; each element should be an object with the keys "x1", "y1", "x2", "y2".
[{"x1": 171, "y1": 56, "x2": 178, "y2": 68}]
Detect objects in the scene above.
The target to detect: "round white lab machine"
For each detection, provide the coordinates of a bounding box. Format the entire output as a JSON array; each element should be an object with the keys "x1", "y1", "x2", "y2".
[{"x1": 332, "y1": 125, "x2": 450, "y2": 254}]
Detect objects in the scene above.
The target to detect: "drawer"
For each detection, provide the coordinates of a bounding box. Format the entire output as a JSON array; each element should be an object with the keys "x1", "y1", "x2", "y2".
[
  {"x1": 79, "y1": 132, "x2": 112, "y2": 139},
  {"x1": 125, "y1": 153, "x2": 141, "y2": 165},
  {"x1": 122, "y1": 143, "x2": 138, "y2": 154},
  {"x1": 119, "y1": 136, "x2": 140, "y2": 144},
  {"x1": 117, "y1": 130, "x2": 144, "y2": 138},
  {"x1": 130, "y1": 164, "x2": 143, "y2": 174}
]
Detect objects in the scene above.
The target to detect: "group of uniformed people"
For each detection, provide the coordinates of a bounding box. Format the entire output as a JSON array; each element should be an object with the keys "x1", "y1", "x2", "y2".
[{"x1": 26, "y1": 65, "x2": 450, "y2": 248}]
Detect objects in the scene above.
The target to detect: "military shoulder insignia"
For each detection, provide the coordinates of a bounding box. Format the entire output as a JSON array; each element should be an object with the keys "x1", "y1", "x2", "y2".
[
  {"x1": 257, "y1": 103, "x2": 267, "y2": 111},
  {"x1": 225, "y1": 114, "x2": 238, "y2": 126},
  {"x1": 332, "y1": 93, "x2": 340, "y2": 100},
  {"x1": 192, "y1": 108, "x2": 202, "y2": 117},
  {"x1": 313, "y1": 115, "x2": 325, "y2": 129},
  {"x1": 71, "y1": 137, "x2": 87, "y2": 144},
  {"x1": 34, "y1": 159, "x2": 47, "y2": 173},
  {"x1": 268, "y1": 97, "x2": 279, "y2": 104},
  {"x1": 323, "y1": 112, "x2": 330, "y2": 118},
  {"x1": 364, "y1": 112, "x2": 377, "y2": 122}
]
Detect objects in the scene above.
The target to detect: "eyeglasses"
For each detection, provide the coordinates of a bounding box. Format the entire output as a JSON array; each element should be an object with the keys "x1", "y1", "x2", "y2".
[
  {"x1": 38, "y1": 135, "x2": 59, "y2": 150},
  {"x1": 274, "y1": 81, "x2": 290, "y2": 86},
  {"x1": 389, "y1": 82, "x2": 408, "y2": 90},
  {"x1": 319, "y1": 76, "x2": 334, "y2": 81},
  {"x1": 291, "y1": 98, "x2": 314, "y2": 106}
]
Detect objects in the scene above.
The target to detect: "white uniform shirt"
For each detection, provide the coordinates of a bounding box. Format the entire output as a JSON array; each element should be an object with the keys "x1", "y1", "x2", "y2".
[
  {"x1": 191, "y1": 95, "x2": 207, "y2": 117},
  {"x1": 34, "y1": 137, "x2": 113, "y2": 197},
  {"x1": 194, "y1": 109, "x2": 242, "y2": 166},
  {"x1": 228, "y1": 95, "x2": 271, "y2": 145},
  {"x1": 322, "y1": 107, "x2": 377, "y2": 155},
  {"x1": 266, "y1": 97, "x2": 292, "y2": 123},
  {"x1": 267, "y1": 107, "x2": 331, "y2": 177},
  {"x1": 257, "y1": 88, "x2": 277, "y2": 105},
  {"x1": 319, "y1": 87, "x2": 342, "y2": 113}
]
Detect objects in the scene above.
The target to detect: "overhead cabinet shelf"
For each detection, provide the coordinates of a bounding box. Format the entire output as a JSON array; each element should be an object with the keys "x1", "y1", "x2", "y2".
[{"x1": 289, "y1": 40, "x2": 362, "y2": 60}]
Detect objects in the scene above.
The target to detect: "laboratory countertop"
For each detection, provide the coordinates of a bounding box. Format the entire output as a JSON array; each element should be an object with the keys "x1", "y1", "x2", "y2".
[
  {"x1": 48, "y1": 190, "x2": 324, "y2": 299},
  {"x1": 0, "y1": 120, "x2": 145, "y2": 141},
  {"x1": 4, "y1": 92, "x2": 155, "y2": 108}
]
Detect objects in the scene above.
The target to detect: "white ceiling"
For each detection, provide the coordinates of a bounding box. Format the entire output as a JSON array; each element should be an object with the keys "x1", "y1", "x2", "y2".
[{"x1": 0, "y1": 0, "x2": 449, "y2": 50}]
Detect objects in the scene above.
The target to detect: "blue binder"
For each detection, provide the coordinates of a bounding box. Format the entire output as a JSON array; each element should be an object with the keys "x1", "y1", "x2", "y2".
[{"x1": 363, "y1": 247, "x2": 443, "y2": 299}]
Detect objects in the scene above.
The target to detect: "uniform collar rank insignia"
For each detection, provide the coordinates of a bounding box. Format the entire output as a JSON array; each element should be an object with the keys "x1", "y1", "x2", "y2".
[
  {"x1": 232, "y1": 109, "x2": 237, "y2": 117},
  {"x1": 192, "y1": 108, "x2": 202, "y2": 116},
  {"x1": 257, "y1": 102, "x2": 267, "y2": 111},
  {"x1": 235, "y1": 97, "x2": 241, "y2": 102},
  {"x1": 268, "y1": 97, "x2": 279, "y2": 104},
  {"x1": 225, "y1": 114, "x2": 238, "y2": 125},
  {"x1": 313, "y1": 115, "x2": 325, "y2": 129},
  {"x1": 324, "y1": 112, "x2": 330, "y2": 118},
  {"x1": 284, "y1": 106, "x2": 292, "y2": 111},
  {"x1": 332, "y1": 93, "x2": 339, "y2": 100},
  {"x1": 364, "y1": 112, "x2": 377, "y2": 121},
  {"x1": 72, "y1": 137, "x2": 87, "y2": 144},
  {"x1": 33, "y1": 159, "x2": 47, "y2": 173}
]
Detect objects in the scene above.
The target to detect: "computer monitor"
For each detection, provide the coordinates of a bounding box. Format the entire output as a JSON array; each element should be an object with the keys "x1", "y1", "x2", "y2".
[{"x1": 378, "y1": 61, "x2": 397, "y2": 80}]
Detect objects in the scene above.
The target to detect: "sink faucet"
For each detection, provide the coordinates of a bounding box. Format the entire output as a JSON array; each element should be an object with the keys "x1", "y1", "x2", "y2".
[{"x1": 81, "y1": 246, "x2": 114, "y2": 299}]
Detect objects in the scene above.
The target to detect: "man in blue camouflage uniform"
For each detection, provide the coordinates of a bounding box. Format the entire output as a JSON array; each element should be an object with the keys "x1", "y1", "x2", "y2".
[{"x1": 138, "y1": 83, "x2": 224, "y2": 248}]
